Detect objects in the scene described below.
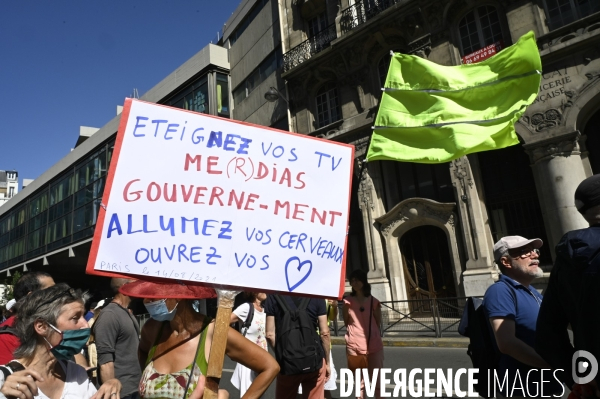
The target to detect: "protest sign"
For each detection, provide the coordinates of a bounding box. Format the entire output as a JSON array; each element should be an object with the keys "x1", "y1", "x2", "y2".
[{"x1": 86, "y1": 99, "x2": 354, "y2": 298}]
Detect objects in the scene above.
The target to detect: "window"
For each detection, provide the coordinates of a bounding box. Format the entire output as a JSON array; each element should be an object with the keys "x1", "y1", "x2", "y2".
[
  {"x1": 233, "y1": 48, "x2": 283, "y2": 105},
  {"x1": 544, "y1": 0, "x2": 600, "y2": 30},
  {"x1": 458, "y1": 6, "x2": 503, "y2": 56},
  {"x1": 216, "y1": 73, "x2": 230, "y2": 118},
  {"x1": 308, "y1": 12, "x2": 328, "y2": 38},
  {"x1": 169, "y1": 76, "x2": 209, "y2": 114},
  {"x1": 8, "y1": 187, "x2": 14, "y2": 198},
  {"x1": 315, "y1": 83, "x2": 341, "y2": 128}
]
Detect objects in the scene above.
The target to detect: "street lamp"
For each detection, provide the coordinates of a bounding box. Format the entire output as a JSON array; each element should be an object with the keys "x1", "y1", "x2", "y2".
[{"x1": 264, "y1": 87, "x2": 288, "y2": 104}]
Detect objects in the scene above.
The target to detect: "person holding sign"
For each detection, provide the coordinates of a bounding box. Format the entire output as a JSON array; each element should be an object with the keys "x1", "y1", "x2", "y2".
[
  {"x1": 121, "y1": 280, "x2": 279, "y2": 399},
  {"x1": 229, "y1": 292, "x2": 268, "y2": 397}
]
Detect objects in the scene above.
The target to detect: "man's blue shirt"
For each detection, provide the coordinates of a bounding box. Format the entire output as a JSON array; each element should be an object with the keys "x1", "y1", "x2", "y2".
[{"x1": 483, "y1": 274, "x2": 560, "y2": 397}]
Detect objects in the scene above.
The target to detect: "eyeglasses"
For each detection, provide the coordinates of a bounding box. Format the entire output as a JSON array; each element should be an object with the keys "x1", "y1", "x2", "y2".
[
  {"x1": 35, "y1": 288, "x2": 76, "y2": 310},
  {"x1": 509, "y1": 248, "x2": 540, "y2": 259}
]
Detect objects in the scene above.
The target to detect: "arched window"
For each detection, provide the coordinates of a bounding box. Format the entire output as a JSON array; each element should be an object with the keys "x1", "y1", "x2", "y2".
[
  {"x1": 315, "y1": 83, "x2": 341, "y2": 128},
  {"x1": 458, "y1": 6, "x2": 503, "y2": 56}
]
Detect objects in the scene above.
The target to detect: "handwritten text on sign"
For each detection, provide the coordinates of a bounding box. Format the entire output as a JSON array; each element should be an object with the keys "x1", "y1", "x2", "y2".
[{"x1": 87, "y1": 99, "x2": 354, "y2": 297}]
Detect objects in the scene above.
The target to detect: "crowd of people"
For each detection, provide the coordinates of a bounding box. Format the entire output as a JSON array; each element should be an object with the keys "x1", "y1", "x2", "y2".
[
  {"x1": 0, "y1": 174, "x2": 597, "y2": 399},
  {"x1": 0, "y1": 266, "x2": 384, "y2": 399}
]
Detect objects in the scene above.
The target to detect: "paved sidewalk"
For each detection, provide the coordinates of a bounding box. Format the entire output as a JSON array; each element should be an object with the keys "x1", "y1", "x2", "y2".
[{"x1": 331, "y1": 336, "x2": 469, "y2": 348}]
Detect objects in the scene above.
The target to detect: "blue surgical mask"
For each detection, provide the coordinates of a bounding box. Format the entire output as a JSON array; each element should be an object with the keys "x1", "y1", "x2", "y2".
[
  {"x1": 46, "y1": 324, "x2": 91, "y2": 361},
  {"x1": 145, "y1": 299, "x2": 178, "y2": 321}
]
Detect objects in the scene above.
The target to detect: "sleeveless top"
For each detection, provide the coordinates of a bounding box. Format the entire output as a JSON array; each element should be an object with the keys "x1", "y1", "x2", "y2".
[{"x1": 139, "y1": 318, "x2": 211, "y2": 399}]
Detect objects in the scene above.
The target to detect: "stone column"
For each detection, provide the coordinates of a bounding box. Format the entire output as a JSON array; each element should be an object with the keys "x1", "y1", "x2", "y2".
[
  {"x1": 357, "y1": 161, "x2": 391, "y2": 301},
  {"x1": 524, "y1": 131, "x2": 589, "y2": 259},
  {"x1": 450, "y1": 156, "x2": 497, "y2": 296}
]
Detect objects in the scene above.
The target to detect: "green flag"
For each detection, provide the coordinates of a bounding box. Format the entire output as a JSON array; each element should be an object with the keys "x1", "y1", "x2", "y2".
[{"x1": 367, "y1": 31, "x2": 541, "y2": 164}]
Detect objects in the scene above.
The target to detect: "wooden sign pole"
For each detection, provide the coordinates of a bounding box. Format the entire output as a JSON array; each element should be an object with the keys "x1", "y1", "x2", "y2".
[{"x1": 204, "y1": 289, "x2": 239, "y2": 399}]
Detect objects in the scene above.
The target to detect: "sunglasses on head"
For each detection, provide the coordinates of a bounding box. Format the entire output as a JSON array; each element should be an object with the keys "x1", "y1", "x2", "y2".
[{"x1": 35, "y1": 288, "x2": 76, "y2": 311}]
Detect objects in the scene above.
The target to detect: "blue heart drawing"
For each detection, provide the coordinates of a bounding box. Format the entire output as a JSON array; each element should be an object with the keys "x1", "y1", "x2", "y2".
[{"x1": 285, "y1": 257, "x2": 313, "y2": 292}]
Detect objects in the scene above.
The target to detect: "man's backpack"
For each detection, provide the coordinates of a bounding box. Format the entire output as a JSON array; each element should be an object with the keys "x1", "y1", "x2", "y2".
[
  {"x1": 274, "y1": 296, "x2": 324, "y2": 375},
  {"x1": 459, "y1": 297, "x2": 500, "y2": 399}
]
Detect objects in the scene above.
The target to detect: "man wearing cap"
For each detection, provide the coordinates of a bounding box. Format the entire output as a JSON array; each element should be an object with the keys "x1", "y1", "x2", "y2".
[
  {"x1": 483, "y1": 235, "x2": 556, "y2": 397},
  {"x1": 536, "y1": 174, "x2": 600, "y2": 396}
]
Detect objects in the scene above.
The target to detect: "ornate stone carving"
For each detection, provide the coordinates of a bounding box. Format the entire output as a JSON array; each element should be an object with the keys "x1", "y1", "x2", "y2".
[
  {"x1": 524, "y1": 132, "x2": 582, "y2": 164},
  {"x1": 378, "y1": 199, "x2": 456, "y2": 236},
  {"x1": 340, "y1": 37, "x2": 368, "y2": 71},
  {"x1": 357, "y1": 163, "x2": 374, "y2": 211},
  {"x1": 585, "y1": 71, "x2": 600, "y2": 81},
  {"x1": 523, "y1": 108, "x2": 563, "y2": 132},
  {"x1": 408, "y1": 35, "x2": 431, "y2": 58},
  {"x1": 450, "y1": 157, "x2": 473, "y2": 202},
  {"x1": 538, "y1": 18, "x2": 600, "y2": 51}
]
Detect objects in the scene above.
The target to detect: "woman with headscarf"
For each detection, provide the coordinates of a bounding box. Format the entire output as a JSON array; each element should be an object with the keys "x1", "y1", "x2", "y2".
[
  {"x1": 0, "y1": 283, "x2": 121, "y2": 399},
  {"x1": 121, "y1": 280, "x2": 278, "y2": 399}
]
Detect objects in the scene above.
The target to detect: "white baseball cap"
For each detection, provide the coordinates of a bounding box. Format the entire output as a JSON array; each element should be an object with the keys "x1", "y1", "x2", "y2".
[
  {"x1": 493, "y1": 235, "x2": 543, "y2": 263},
  {"x1": 6, "y1": 299, "x2": 16, "y2": 311}
]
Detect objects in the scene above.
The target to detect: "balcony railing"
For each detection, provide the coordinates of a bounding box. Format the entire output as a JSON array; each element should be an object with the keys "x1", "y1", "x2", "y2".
[
  {"x1": 283, "y1": 24, "x2": 337, "y2": 72},
  {"x1": 339, "y1": 0, "x2": 401, "y2": 34}
]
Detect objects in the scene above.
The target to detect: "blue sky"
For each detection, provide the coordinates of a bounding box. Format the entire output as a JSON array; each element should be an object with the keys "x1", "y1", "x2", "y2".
[{"x1": 0, "y1": 1, "x2": 238, "y2": 183}]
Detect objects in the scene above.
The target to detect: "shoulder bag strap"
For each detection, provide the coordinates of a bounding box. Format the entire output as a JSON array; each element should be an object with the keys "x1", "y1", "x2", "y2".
[
  {"x1": 184, "y1": 316, "x2": 211, "y2": 399},
  {"x1": 274, "y1": 295, "x2": 291, "y2": 313},
  {"x1": 242, "y1": 303, "x2": 255, "y2": 337},
  {"x1": 298, "y1": 297, "x2": 310, "y2": 311}
]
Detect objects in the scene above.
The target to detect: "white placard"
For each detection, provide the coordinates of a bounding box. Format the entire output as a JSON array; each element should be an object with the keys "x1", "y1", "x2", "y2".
[{"x1": 87, "y1": 99, "x2": 354, "y2": 298}]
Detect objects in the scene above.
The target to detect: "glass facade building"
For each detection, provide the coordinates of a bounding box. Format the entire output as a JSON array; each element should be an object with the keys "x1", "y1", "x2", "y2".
[{"x1": 0, "y1": 52, "x2": 230, "y2": 272}]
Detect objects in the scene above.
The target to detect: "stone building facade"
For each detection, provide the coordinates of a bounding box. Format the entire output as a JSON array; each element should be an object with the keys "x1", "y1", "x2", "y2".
[{"x1": 277, "y1": 0, "x2": 600, "y2": 300}]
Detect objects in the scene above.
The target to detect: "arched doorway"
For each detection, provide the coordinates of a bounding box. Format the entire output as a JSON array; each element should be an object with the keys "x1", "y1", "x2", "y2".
[{"x1": 400, "y1": 225, "x2": 457, "y2": 301}]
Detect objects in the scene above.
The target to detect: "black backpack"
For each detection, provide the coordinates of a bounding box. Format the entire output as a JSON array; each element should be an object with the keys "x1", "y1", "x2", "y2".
[
  {"x1": 459, "y1": 297, "x2": 500, "y2": 399},
  {"x1": 274, "y1": 296, "x2": 324, "y2": 375}
]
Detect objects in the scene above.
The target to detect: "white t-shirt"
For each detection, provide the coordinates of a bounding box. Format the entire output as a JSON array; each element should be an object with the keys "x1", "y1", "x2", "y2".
[
  {"x1": 35, "y1": 360, "x2": 97, "y2": 399},
  {"x1": 233, "y1": 302, "x2": 267, "y2": 350}
]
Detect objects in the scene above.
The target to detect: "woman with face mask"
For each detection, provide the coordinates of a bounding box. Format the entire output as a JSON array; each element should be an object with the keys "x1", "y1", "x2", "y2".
[
  {"x1": 0, "y1": 283, "x2": 122, "y2": 399},
  {"x1": 121, "y1": 280, "x2": 278, "y2": 399}
]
